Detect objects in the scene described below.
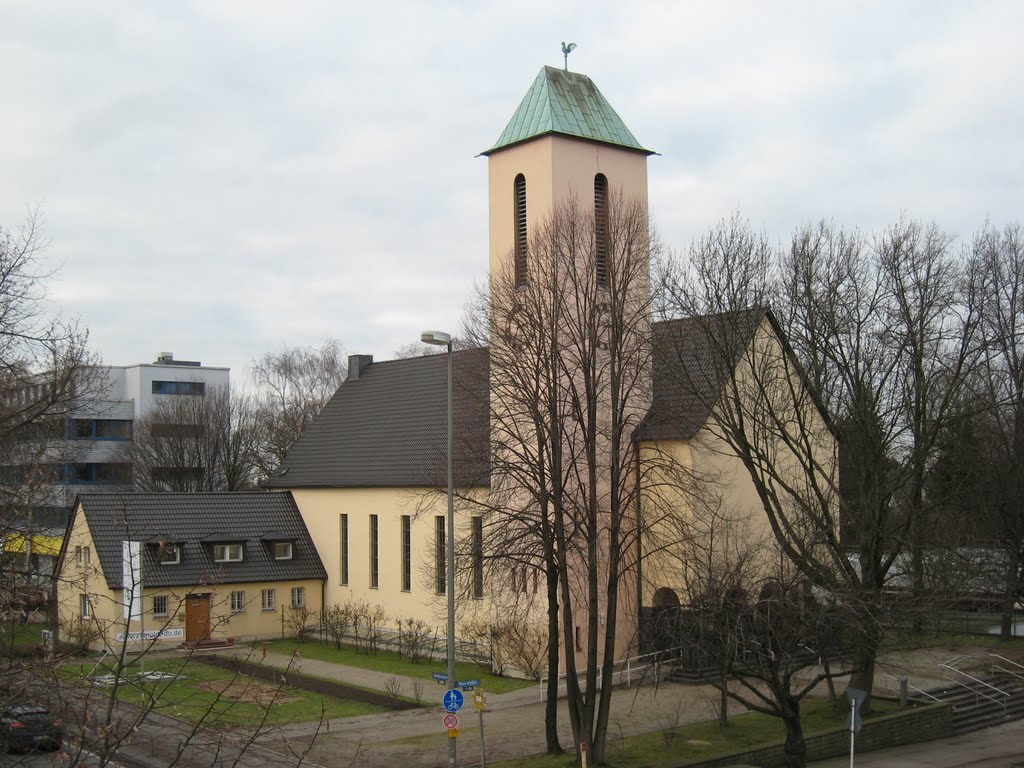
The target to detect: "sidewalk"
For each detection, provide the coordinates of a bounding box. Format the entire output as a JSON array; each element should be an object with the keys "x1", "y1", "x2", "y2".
[
  {"x1": 810, "y1": 718, "x2": 1024, "y2": 767},
  {"x1": 242, "y1": 650, "x2": 738, "y2": 766}
]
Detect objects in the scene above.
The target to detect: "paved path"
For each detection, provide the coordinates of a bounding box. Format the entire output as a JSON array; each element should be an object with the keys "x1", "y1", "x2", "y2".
[
  {"x1": 218, "y1": 644, "x2": 1024, "y2": 768},
  {"x1": 810, "y1": 718, "x2": 1024, "y2": 767},
  {"x1": 240, "y1": 650, "x2": 739, "y2": 767}
]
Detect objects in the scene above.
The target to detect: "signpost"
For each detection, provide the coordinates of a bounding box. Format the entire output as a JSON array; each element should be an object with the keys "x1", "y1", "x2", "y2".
[
  {"x1": 442, "y1": 688, "x2": 465, "y2": 712},
  {"x1": 433, "y1": 672, "x2": 449, "y2": 684},
  {"x1": 457, "y1": 678, "x2": 481, "y2": 690},
  {"x1": 443, "y1": 713, "x2": 459, "y2": 730},
  {"x1": 474, "y1": 690, "x2": 487, "y2": 767},
  {"x1": 846, "y1": 687, "x2": 867, "y2": 768}
]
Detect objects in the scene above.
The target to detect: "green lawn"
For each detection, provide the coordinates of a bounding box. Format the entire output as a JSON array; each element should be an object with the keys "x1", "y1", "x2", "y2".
[
  {"x1": 0, "y1": 621, "x2": 45, "y2": 654},
  {"x1": 261, "y1": 639, "x2": 534, "y2": 694},
  {"x1": 61, "y1": 657, "x2": 386, "y2": 727},
  {"x1": 883, "y1": 626, "x2": 1024, "y2": 652},
  {"x1": 489, "y1": 699, "x2": 900, "y2": 768}
]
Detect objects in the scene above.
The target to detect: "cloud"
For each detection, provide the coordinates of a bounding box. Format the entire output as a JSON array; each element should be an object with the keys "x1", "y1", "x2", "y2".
[{"x1": 1, "y1": 0, "x2": 1022, "y2": 380}]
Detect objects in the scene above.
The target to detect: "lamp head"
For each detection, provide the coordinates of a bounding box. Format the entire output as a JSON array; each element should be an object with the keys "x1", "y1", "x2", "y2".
[{"x1": 420, "y1": 330, "x2": 452, "y2": 347}]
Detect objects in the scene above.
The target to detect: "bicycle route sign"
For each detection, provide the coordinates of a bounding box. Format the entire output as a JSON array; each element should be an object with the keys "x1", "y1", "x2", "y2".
[{"x1": 442, "y1": 688, "x2": 464, "y2": 712}]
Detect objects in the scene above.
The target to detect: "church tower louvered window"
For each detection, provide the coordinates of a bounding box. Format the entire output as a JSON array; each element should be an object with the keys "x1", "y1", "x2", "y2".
[
  {"x1": 594, "y1": 173, "x2": 608, "y2": 286},
  {"x1": 514, "y1": 174, "x2": 528, "y2": 287}
]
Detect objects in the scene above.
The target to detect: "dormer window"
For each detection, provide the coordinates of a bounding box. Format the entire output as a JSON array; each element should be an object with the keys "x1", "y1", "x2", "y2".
[
  {"x1": 158, "y1": 544, "x2": 180, "y2": 565},
  {"x1": 213, "y1": 543, "x2": 243, "y2": 562},
  {"x1": 273, "y1": 542, "x2": 293, "y2": 560}
]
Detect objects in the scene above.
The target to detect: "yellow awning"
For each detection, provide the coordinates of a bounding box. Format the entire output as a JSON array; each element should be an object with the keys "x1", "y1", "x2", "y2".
[{"x1": 4, "y1": 533, "x2": 63, "y2": 557}]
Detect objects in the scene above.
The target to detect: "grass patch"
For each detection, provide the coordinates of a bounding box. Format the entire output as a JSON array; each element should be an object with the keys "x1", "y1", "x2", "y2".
[
  {"x1": 0, "y1": 622, "x2": 44, "y2": 655},
  {"x1": 261, "y1": 639, "x2": 534, "y2": 694},
  {"x1": 60, "y1": 657, "x2": 386, "y2": 727},
  {"x1": 489, "y1": 698, "x2": 900, "y2": 768},
  {"x1": 883, "y1": 627, "x2": 1024, "y2": 652}
]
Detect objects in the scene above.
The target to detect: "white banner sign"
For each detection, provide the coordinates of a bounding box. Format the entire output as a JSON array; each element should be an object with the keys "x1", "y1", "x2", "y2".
[
  {"x1": 115, "y1": 627, "x2": 184, "y2": 642},
  {"x1": 122, "y1": 541, "x2": 142, "y2": 620}
]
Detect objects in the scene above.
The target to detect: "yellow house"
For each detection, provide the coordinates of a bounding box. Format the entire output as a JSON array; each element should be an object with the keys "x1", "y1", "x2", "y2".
[{"x1": 55, "y1": 491, "x2": 326, "y2": 650}]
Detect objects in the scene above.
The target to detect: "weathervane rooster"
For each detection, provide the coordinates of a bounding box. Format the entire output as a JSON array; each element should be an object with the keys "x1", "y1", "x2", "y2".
[{"x1": 561, "y1": 42, "x2": 577, "y2": 71}]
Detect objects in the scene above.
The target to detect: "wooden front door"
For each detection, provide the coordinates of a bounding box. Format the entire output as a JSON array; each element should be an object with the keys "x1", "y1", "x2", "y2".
[{"x1": 185, "y1": 593, "x2": 211, "y2": 643}]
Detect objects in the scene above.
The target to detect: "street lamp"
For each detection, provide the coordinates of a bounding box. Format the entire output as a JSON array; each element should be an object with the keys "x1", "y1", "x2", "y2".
[{"x1": 421, "y1": 330, "x2": 456, "y2": 768}]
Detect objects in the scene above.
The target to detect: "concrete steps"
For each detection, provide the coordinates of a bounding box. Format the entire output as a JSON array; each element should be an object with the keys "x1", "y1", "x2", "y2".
[{"x1": 915, "y1": 674, "x2": 1024, "y2": 734}]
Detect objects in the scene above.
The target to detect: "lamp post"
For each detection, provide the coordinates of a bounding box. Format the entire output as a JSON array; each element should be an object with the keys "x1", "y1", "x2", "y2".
[{"x1": 421, "y1": 330, "x2": 456, "y2": 768}]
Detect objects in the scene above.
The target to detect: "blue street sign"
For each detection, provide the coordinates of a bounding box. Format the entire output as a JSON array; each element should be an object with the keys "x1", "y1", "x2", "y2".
[
  {"x1": 432, "y1": 672, "x2": 448, "y2": 683},
  {"x1": 442, "y1": 688, "x2": 465, "y2": 712},
  {"x1": 457, "y1": 678, "x2": 481, "y2": 690}
]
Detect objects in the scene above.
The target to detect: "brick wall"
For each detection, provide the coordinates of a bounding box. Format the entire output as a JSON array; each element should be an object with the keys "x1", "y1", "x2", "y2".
[{"x1": 671, "y1": 702, "x2": 951, "y2": 768}]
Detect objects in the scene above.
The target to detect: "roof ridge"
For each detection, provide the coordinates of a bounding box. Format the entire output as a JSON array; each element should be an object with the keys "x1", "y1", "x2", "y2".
[{"x1": 482, "y1": 66, "x2": 652, "y2": 156}]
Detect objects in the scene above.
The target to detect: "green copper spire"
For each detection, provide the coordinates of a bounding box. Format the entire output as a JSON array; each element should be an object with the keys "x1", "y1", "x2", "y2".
[{"x1": 483, "y1": 66, "x2": 653, "y2": 156}]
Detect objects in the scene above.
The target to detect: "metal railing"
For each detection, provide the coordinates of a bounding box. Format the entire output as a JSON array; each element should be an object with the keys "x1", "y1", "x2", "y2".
[
  {"x1": 941, "y1": 675, "x2": 1006, "y2": 713},
  {"x1": 538, "y1": 646, "x2": 683, "y2": 702},
  {"x1": 989, "y1": 652, "x2": 1024, "y2": 684},
  {"x1": 885, "y1": 673, "x2": 945, "y2": 706},
  {"x1": 938, "y1": 657, "x2": 1011, "y2": 715}
]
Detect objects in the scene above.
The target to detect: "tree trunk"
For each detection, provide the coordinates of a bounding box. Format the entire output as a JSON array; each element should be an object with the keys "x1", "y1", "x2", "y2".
[
  {"x1": 1001, "y1": 549, "x2": 1021, "y2": 641},
  {"x1": 718, "y1": 668, "x2": 729, "y2": 726},
  {"x1": 544, "y1": 553, "x2": 562, "y2": 753},
  {"x1": 782, "y1": 710, "x2": 807, "y2": 768}
]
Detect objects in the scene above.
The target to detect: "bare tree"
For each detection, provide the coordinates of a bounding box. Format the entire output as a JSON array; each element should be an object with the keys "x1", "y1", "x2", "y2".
[
  {"x1": 250, "y1": 340, "x2": 346, "y2": 480},
  {"x1": 684, "y1": 569, "x2": 863, "y2": 768},
  {"x1": 657, "y1": 213, "x2": 982, "y2": 710},
  {"x1": 464, "y1": 193, "x2": 657, "y2": 762},
  {"x1": 959, "y1": 222, "x2": 1024, "y2": 636},
  {"x1": 116, "y1": 386, "x2": 261, "y2": 491}
]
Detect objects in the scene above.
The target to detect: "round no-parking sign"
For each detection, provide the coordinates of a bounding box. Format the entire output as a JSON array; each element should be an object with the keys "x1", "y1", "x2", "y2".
[{"x1": 443, "y1": 713, "x2": 459, "y2": 730}]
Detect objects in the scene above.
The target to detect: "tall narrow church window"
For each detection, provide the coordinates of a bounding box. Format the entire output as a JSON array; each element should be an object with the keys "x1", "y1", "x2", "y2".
[
  {"x1": 401, "y1": 515, "x2": 412, "y2": 592},
  {"x1": 369, "y1": 514, "x2": 379, "y2": 589},
  {"x1": 434, "y1": 516, "x2": 446, "y2": 594},
  {"x1": 514, "y1": 174, "x2": 528, "y2": 287},
  {"x1": 471, "y1": 516, "x2": 484, "y2": 599},
  {"x1": 339, "y1": 513, "x2": 349, "y2": 585},
  {"x1": 594, "y1": 173, "x2": 608, "y2": 286}
]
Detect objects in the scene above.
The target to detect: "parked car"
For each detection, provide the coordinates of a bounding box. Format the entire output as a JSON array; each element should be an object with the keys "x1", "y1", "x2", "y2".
[{"x1": 0, "y1": 705, "x2": 63, "y2": 752}]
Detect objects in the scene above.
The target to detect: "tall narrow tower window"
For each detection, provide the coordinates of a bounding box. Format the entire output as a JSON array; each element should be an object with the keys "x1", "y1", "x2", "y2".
[
  {"x1": 594, "y1": 173, "x2": 608, "y2": 286},
  {"x1": 514, "y1": 174, "x2": 528, "y2": 287}
]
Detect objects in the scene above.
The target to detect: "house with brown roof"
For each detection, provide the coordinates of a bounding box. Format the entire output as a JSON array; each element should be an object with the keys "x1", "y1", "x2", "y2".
[{"x1": 56, "y1": 492, "x2": 326, "y2": 650}]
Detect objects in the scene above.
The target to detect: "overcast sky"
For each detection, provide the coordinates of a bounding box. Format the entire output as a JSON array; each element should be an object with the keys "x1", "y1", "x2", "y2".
[{"x1": 3, "y1": 1, "x2": 1022, "y2": 382}]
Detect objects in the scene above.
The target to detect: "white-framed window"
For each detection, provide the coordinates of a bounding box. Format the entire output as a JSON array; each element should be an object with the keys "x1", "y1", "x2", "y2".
[
  {"x1": 75, "y1": 546, "x2": 82, "y2": 566},
  {"x1": 213, "y1": 544, "x2": 243, "y2": 562},
  {"x1": 273, "y1": 542, "x2": 293, "y2": 560},
  {"x1": 84, "y1": 547, "x2": 90, "y2": 566},
  {"x1": 291, "y1": 586, "x2": 304, "y2": 608},
  {"x1": 153, "y1": 595, "x2": 168, "y2": 617},
  {"x1": 80, "y1": 594, "x2": 91, "y2": 619},
  {"x1": 261, "y1": 588, "x2": 275, "y2": 612},
  {"x1": 230, "y1": 590, "x2": 245, "y2": 613},
  {"x1": 158, "y1": 544, "x2": 180, "y2": 565}
]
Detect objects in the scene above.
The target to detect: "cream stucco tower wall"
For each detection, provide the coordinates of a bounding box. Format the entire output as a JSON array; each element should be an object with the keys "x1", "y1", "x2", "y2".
[{"x1": 482, "y1": 66, "x2": 655, "y2": 664}]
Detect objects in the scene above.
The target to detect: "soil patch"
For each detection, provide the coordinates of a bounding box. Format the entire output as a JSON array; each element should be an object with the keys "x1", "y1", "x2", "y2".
[
  {"x1": 200, "y1": 679, "x2": 303, "y2": 705},
  {"x1": 204, "y1": 655, "x2": 419, "y2": 710}
]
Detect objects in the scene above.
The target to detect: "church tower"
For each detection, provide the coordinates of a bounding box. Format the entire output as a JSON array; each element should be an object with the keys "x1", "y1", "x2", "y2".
[
  {"x1": 481, "y1": 64, "x2": 656, "y2": 668},
  {"x1": 482, "y1": 65, "x2": 654, "y2": 280}
]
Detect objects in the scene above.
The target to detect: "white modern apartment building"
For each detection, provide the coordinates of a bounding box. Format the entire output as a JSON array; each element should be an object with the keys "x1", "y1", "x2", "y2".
[
  {"x1": 17, "y1": 353, "x2": 230, "y2": 530},
  {"x1": 1, "y1": 353, "x2": 229, "y2": 585},
  {"x1": 56, "y1": 353, "x2": 230, "y2": 517}
]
